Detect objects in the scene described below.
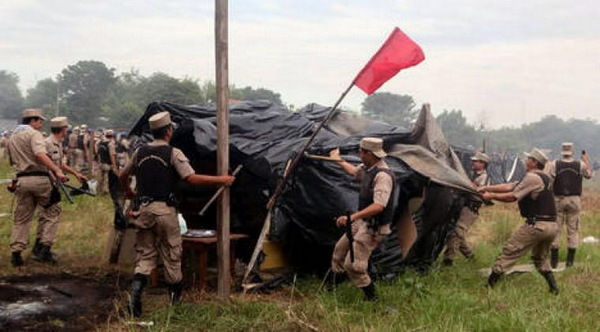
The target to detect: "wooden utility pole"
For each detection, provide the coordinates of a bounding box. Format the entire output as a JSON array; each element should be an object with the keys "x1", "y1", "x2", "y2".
[{"x1": 215, "y1": 0, "x2": 231, "y2": 299}]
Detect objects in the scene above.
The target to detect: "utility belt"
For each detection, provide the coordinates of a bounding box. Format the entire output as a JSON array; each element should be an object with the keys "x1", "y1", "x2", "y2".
[
  {"x1": 135, "y1": 193, "x2": 179, "y2": 208},
  {"x1": 525, "y1": 216, "x2": 556, "y2": 226},
  {"x1": 364, "y1": 218, "x2": 390, "y2": 231},
  {"x1": 16, "y1": 171, "x2": 49, "y2": 178}
]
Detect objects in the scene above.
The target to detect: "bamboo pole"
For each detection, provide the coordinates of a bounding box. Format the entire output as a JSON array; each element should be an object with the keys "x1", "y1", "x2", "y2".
[{"x1": 215, "y1": 0, "x2": 230, "y2": 299}]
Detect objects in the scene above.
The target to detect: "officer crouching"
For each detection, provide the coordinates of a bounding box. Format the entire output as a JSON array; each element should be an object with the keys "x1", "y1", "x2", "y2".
[{"x1": 119, "y1": 111, "x2": 235, "y2": 317}]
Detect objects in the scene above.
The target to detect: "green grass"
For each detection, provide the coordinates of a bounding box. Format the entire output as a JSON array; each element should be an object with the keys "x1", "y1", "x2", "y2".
[{"x1": 1, "y1": 157, "x2": 600, "y2": 331}]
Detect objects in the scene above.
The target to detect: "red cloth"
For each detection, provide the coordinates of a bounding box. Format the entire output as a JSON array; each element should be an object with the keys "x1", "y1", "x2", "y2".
[{"x1": 353, "y1": 27, "x2": 425, "y2": 95}]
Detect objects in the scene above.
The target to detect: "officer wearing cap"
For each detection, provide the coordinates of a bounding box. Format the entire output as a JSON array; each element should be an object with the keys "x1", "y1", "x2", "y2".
[
  {"x1": 443, "y1": 151, "x2": 490, "y2": 265},
  {"x1": 546, "y1": 143, "x2": 593, "y2": 268},
  {"x1": 6, "y1": 109, "x2": 68, "y2": 267},
  {"x1": 119, "y1": 111, "x2": 235, "y2": 317},
  {"x1": 32, "y1": 116, "x2": 89, "y2": 264},
  {"x1": 481, "y1": 148, "x2": 559, "y2": 294},
  {"x1": 329, "y1": 137, "x2": 397, "y2": 301},
  {"x1": 74, "y1": 124, "x2": 89, "y2": 172},
  {"x1": 67, "y1": 126, "x2": 79, "y2": 167},
  {"x1": 97, "y1": 129, "x2": 118, "y2": 195}
]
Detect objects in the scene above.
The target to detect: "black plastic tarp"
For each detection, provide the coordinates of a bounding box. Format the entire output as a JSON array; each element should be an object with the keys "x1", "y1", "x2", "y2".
[{"x1": 128, "y1": 100, "x2": 468, "y2": 276}]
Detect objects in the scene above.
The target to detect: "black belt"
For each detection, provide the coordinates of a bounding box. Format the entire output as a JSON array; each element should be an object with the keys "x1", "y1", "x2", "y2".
[
  {"x1": 526, "y1": 216, "x2": 556, "y2": 225},
  {"x1": 16, "y1": 171, "x2": 49, "y2": 178}
]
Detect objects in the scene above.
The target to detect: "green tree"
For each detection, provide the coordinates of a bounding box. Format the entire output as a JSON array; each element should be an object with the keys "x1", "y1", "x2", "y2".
[
  {"x1": 436, "y1": 109, "x2": 480, "y2": 148},
  {"x1": 25, "y1": 78, "x2": 59, "y2": 116},
  {"x1": 233, "y1": 86, "x2": 283, "y2": 105},
  {"x1": 0, "y1": 71, "x2": 24, "y2": 119},
  {"x1": 136, "y1": 73, "x2": 202, "y2": 106},
  {"x1": 361, "y1": 92, "x2": 417, "y2": 128},
  {"x1": 60, "y1": 60, "x2": 117, "y2": 125}
]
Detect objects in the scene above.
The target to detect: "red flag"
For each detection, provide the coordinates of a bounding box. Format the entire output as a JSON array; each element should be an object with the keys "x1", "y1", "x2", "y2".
[{"x1": 353, "y1": 27, "x2": 425, "y2": 95}]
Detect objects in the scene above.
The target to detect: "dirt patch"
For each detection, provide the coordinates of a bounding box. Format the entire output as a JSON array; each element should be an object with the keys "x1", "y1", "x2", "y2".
[{"x1": 0, "y1": 273, "x2": 117, "y2": 332}]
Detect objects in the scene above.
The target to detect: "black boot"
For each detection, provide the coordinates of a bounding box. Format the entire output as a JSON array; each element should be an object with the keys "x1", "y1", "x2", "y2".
[
  {"x1": 168, "y1": 281, "x2": 184, "y2": 305},
  {"x1": 32, "y1": 238, "x2": 42, "y2": 257},
  {"x1": 33, "y1": 244, "x2": 58, "y2": 265},
  {"x1": 361, "y1": 282, "x2": 378, "y2": 301},
  {"x1": 541, "y1": 271, "x2": 559, "y2": 295},
  {"x1": 487, "y1": 271, "x2": 502, "y2": 288},
  {"x1": 128, "y1": 274, "x2": 148, "y2": 317},
  {"x1": 11, "y1": 252, "x2": 24, "y2": 267},
  {"x1": 550, "y1": 248, "x2": 559, "y2": 269},
  {"x1": 566, "y1": 248, "x2": 576, "y2": 267}
]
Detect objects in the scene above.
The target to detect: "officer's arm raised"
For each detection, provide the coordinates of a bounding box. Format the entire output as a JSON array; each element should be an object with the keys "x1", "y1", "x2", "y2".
[{"x1": 185, "y1": 174, "x2": 235, "y2": 187}]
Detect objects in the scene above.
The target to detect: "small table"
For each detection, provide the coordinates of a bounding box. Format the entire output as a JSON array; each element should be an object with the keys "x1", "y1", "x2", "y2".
[{"x1": 182, "y1": 233, "x2": 249, "y2": 291}]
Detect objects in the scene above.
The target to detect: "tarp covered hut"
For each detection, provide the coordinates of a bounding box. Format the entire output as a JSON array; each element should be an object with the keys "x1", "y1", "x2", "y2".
[{"x1": 128, "y1": 100, "x2": 481, "y2": 280}]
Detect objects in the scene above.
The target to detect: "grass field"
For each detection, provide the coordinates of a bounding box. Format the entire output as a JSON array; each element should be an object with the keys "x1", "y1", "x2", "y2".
[{"x1": 1, "y1": 159, "x2": 599, "y2": 332}]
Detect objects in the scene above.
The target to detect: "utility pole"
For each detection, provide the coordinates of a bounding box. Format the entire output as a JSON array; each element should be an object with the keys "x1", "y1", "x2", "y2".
[{"x1": 215, "y1": 0, "x2": 230, "y2": 299}]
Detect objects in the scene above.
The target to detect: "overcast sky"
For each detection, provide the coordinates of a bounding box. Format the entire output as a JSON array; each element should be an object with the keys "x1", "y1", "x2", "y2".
[{"x1": 2, "y1": 0, "x2": 599, "y2": 128}]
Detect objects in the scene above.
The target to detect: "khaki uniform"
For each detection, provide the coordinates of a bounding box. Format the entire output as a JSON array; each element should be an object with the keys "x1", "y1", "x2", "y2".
[
  {"x1": 121, "y1": 139, "x2": 195, "y2": 283},
  {"x1": 331, "y1": 160, "x2": 393, "y2": 288},
  {"x1": 444, "y1": 170, "x2": 488, "y2": 261},
  {"x1": 492, "y1": 171, "x2": 559, "y2": 274},
  {"x1": 74, "y1": 133, "x2": 89, "y2": 172},
  {"x1": 7, "y1": 126, "x2": 53, "y2": 252},
  {"x1": 98, "y1": 138, "x2": 117, "y2": 195},
  {"x1": 36, "y1": 135, "x2": 65, "y2": 247},
  {"x1": 67, "y1": 132, "x2": 78, "y2": 167},
  {"x1": 547, "y1": 158, "x2": 592, "y2": 249}
]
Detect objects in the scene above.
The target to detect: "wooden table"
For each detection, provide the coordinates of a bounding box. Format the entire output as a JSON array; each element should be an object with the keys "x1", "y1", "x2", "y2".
[{"x1": 182, "y1": 233, "x2": 249, "y2": 291}]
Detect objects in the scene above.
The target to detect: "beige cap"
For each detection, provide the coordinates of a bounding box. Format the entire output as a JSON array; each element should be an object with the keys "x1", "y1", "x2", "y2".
[
  {"x1": 560, "y1": 142, "x2": 574, "y2": 156},
  {"x1": 81, "y1": 124, "x2": 88, "y2": 129},
  {"x1": 525, "y1": 148, "x2": 549, "y2": 166},
  {"x1": 105, "y1": 129, "x2": 114, "y2": 136},
  {"x1": 359, "y1": 137, "x2": 387, "y2": 158},
  {"x1": 471, "y1": 151, "x2": 490, "y2": 164},
  {"x1": 149, "y1": 111, "x2": 173, "y2": 130},
  {"x1": 50, "y1": 116, "x2": 69, "y2": 128},
  {"x1": 22, "y1": 108, "x2": 46, "y2": 120}
]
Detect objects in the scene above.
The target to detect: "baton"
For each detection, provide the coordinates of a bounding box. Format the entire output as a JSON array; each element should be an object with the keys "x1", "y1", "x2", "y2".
[
  {"x1": 345, "y1": 211, "x2": 354, "y2": 264},
  {"x1": 198, "y1": 165, "x2": 243, "y2": 216},
  {"x1": 51, "y1": 172, "x2": 73, "y2": 203}
]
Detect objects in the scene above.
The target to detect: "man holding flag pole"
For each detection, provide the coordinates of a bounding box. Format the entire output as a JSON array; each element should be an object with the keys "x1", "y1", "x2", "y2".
[{"x1": 244, "y1": 27, "x2": 425, "y2": 295}]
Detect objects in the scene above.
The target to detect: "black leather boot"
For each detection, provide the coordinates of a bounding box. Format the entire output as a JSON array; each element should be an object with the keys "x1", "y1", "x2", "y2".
[
  {"x1": 541, "y1": 271, "x2": 559, "y2": 295},
  {"x1": 487, "y1": 271, "x2": 502, "y2": 288},
  {"x1": 361, "y1": 282, "x2": 378, "y2": 301},
  {"x1": 128, "y1": 274, "x2": 148, "y2": 317},
  {"x1": 11, "y1": 251, "x2": 24, "y2": 267},
  {"x1": 566, "y1": 248, "x2": 576, "y2": 267},
  {"x1": 33, "y1": 244, "x2": 58, "y2": 265},
  {"x1": 32, "y1": 238, "x2": 42, "y2": 257},
  {"x1": 550, "y1": 248, "x2": 559, "y2": 269},
  {"x1": 168, "y1": 281, "x2": 184, "y2": 305}
]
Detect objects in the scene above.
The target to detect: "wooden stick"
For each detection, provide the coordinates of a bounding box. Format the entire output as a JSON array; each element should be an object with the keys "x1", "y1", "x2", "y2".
[
  {"x1": 303, "y1": 152, "x2": 343, "y2": 162},
  {"x1": 198, "y1": 165, "x2": 243, "y2": 216}
]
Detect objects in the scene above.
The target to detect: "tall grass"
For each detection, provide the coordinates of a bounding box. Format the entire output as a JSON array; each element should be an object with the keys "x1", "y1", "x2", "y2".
[{"x1": 1, "y1": 157, "x2": 599, "y2": 331}]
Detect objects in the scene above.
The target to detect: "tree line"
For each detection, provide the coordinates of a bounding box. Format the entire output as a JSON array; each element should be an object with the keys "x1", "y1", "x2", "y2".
[
  {"x1": 2, "y1": 61, "x2": 599, "y2": 158},
  {"x1": 0, "y1": 61, "x2": 283, "y2": 129}
]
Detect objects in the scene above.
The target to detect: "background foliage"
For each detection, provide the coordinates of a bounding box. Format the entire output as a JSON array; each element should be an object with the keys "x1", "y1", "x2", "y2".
[{"x1": 2, "y1": 60, "x2": 600, "y2": 158}]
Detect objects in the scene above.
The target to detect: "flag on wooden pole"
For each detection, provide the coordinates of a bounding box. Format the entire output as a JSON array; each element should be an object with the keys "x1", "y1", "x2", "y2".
[{"x1": 353, "y1": 27, "x2": 425, "y2": 95}]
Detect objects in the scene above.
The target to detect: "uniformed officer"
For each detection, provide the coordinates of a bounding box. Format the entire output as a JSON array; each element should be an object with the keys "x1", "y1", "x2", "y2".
[
  {"x1": 67, "y1": 126, "x2": 79, "y2": 167},
  {"x1": 97, "y1": 129, "x2": 118, "y2": 195},
  {"x1": 546, "y1": 143, "x2": 593, "y2": 268},
  {"x1": 482, "y1": 148, "x2": 559, "y2": 294},
  {"x1": 329, "y1": 137, "x2": 397, "y2": 301},
  {"x1": 7, "y1": 109, "x2": 68, "y2": 267},
  {"x1": 443, "y1": 151, "x2": 490, "y2": 265},
  {"x1": 119, "y1": 111, "x2": 235, "y2": 317},
  {"x1": 74, "y1": 125, "x2": 88, "y2": 171},
  {"x1": 34, "y1": 116, "x2": 88, "y2": 264}
]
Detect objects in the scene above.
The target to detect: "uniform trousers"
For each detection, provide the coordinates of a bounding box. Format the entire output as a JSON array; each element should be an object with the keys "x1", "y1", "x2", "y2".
[{"x1": 492, "y1": 221, "x2": 558, "y2": 274}]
